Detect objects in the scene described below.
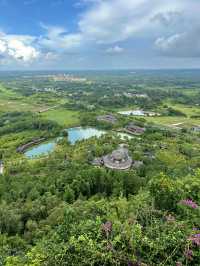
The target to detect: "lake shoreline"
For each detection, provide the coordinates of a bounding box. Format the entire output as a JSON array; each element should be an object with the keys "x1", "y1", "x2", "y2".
[{"x1": 24, "y1": 127, "x2": 105, "y2": 158}]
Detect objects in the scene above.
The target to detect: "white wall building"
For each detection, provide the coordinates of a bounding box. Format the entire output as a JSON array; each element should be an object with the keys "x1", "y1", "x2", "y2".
[{"x1": 0, "y1": 161, "x2": 4, "y2": 175}]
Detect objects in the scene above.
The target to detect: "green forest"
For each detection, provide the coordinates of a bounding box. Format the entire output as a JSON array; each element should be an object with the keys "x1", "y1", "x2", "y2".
[{"x1": 0, "y1": 70, "x2": 200, "y2": 265}]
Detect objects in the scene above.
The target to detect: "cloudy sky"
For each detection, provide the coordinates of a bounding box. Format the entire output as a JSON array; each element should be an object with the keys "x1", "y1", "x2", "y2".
[{"x1": 0, "y1": 0, "x2": 200, "y2": 70}]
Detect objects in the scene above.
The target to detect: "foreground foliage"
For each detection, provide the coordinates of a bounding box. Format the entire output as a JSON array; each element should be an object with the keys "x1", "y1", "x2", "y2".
[{"x1": 1, "y1": 70, "x2": 200, "y2": 265}]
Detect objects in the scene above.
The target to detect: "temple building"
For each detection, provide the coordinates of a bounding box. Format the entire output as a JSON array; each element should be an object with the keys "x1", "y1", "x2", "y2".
[
  {"x1": 97, "y1": 114, "x2": 117, "y2": 124},
  {"x1": 103, "y1": 147, "x2": 133, "y2": 170},
  {"x1": 125, "y1": 123, "x2": 146, "y2": 135},
  {"x1": 91, "y1": 144, "x2": 146, "y2": 170},
  {"x1": 91, "y1": 146, "x2": 132, "y2": 170},
  {"x1": 91, "y1": 157, "x2": 103, "y2": 166}
]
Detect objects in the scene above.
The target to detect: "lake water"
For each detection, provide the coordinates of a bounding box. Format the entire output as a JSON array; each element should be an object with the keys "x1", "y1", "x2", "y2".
[
  {"x1": 67, "y1": 127, "x2": 105, "y2": 144},
  {"x1": 25, "y1": 142, "x2": 56, "y2": 158},
  {"x1": 25, "y1": 127, "x2": 105, "y2": 158}
]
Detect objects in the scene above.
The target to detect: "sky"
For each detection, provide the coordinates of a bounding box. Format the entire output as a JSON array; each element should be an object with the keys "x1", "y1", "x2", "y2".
[{"x1": 0, "y1": 0, "x2": 200, "y2": 70}]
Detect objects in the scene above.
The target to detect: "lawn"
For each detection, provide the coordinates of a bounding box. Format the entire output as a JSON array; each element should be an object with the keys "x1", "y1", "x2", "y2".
[
  {"x1": 116, "y1": 102, "x2": 200, "y2": 127},
  {"x1": 0, "y1": 83, "x2": 65, "y2": 113},
  {"x1": 145, "y1": 102, "x2": 200, "y2": 127},
  {"x1": 167, "y1": 103, "x2": 200, "y2": 116},
  {"x1": 0, "y1": 84, "x2": 18, "y2": 98},
  {"x1": 145, "y1": 116, "x2": 199, "y2": 127},
  {"x1": 41, "y1": 108, "x2": 80, "y2": 127},
  {"x1": 0, "y1": 97, "x2": 53, "y2": 113}
]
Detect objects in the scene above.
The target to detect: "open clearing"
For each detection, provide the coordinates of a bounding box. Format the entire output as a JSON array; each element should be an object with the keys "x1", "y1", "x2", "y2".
[
  {"x1": 41, "y1": 108, "x2": 80, "y2": 126},
  {"x1": 117, "y1": 102, "x2": 200, "y2": 127},
  {"x1": 145, "y1": 103, "x2": 200, "y2": 126}
]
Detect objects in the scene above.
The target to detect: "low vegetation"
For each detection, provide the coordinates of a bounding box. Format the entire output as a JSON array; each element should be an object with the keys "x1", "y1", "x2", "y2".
[{"x1": 0, "y1": 70, "x2": 200, "y2": 265}]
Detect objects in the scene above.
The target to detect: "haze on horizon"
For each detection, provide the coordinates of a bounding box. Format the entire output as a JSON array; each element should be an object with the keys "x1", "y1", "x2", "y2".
[{"x1": 0, "y1": 0, "x2": 200, "y2": 70}]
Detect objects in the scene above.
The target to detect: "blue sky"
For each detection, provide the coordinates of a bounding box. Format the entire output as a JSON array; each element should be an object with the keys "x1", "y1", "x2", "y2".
[
  {"x1": 0, "y1": 0, "x2": 78, "y2": 36},
  {"x1": 0, "y1": 0, "x2": 200, "y2": 70}
]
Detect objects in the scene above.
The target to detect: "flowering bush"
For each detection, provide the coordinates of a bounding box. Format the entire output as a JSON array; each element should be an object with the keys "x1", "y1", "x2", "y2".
[{"x1": 179, "y1": 199, "x2": 199, "y2": 209}]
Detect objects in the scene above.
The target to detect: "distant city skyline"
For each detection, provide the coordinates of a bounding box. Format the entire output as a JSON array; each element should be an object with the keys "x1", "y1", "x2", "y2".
[{"x1": 0, "y1": 0, "x2": 200, "y2": 70}]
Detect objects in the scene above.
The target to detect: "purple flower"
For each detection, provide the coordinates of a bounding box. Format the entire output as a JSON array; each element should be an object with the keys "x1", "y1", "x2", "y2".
[
  {"x1": 176, "y1": 262, "x2": 182, "y2": 266},
  {"x1": 101, "y1": 221, "x2": 112, "y2": 237},
  {"x1": 188, "y1": 233, "x2": 200, "y2": 246},
  {"x1": 179, "y1": 199, "x2": 198, "y2": 209},
  {"x1": 184, "y1": 249, "x2": 193, "y2": 260}
]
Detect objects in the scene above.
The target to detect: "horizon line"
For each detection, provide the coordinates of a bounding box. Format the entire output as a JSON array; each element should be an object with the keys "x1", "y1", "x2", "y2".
[{"x1": 0, "y1": 68, "x2": 200, "y2": 72}]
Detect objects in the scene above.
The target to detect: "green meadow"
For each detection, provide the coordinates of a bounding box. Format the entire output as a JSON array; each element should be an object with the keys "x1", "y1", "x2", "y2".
[{"x1": 41, "y1": 108, "x2": 80, "y2": 127}]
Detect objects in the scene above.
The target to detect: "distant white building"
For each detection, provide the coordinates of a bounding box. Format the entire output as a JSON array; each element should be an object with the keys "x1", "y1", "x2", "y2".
[
  {"x1": 192, "y1": 126, "x2": 200, "y2": 132},
  {"x1": 0, "y1": 161, "x2": 4, "y2": 175},
  {"x1": 123, "y1": 92, "x2": 148, "y2": 98},
  {"x1": 118, "y1": 109, "x2": 160, "y2": 117}
]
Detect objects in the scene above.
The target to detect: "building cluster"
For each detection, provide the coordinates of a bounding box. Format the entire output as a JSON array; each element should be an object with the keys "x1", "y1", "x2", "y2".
[
  {"x1": 125, "y1": 123, "x2": 146, "y2": 135},
  {"x1": 96, "y1": 114, "x2": 146, "y2": 136},
  {"x1": 32, "y1": 87, "x2": 58, "y2": 93},
  {"x1": 123, "y1": 92, "x2": 148, "y2": 98},
  {"x1": 51, "y1": 74, "x2": 87, "y2": 83},
  {"x1": 118, "y1": 109, "x2": 160, "y2": 117},
  {"x1": 97, "y1": 114, "x2": 118, "y2": 124}
]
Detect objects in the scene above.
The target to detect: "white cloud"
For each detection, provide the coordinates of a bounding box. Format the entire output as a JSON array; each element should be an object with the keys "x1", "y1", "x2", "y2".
[
  {"x1": 44, "y1": 51, "x2": 59, "y2": 61},
  {"x1": 0, "y1": 40, "x2": 6, "y2": 53},
  {"x1": 0, "y1": 33, "x2": 40, "y2": 63},
  {"x1": 155, "y1": 34, "x2": 181, "y2": 52},
  {"x1": 75, "y1": 0, "x2": 200, "y2": 58},
  {"x1": 39, "y1": 24, "x2": 82, "y2": 52},
  {"x1": 78, "y1": 0, "x2": 184, "y2": 44},
  {"x1": 155, "y1": 28, "x2": 200, "y2": 57},
  {"x1": 106, "y1": 45, "x2": 124, "y2": 54},
  {"x1": 151, "y1": 11, "x2": 182, "y2": 27},
  {"x1": 7, "y1": 39, "x2": 39, "y2": 61},
  {"x1": 1, "y1": 0, "x2": 200, "y2": 68}
]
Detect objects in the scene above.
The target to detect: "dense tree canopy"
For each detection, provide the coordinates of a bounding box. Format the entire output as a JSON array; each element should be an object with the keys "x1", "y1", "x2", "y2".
[{"x1": 0, "y1": 71, "x2": 200, "y2": 265}]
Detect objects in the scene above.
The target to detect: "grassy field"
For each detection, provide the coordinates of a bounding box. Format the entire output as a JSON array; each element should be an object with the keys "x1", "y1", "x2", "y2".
[
  {"x1": 41, "y1": 108, "x2": 80, "y2": 127},
  {"x1": 167, "y1": 103, "x2": 200, "y2": 116},
  {"x1": 0, "y1": 83, "x2": 80, "y2": 127},
  {"x1": 145, "y1": 116, "x2": 200, "y2": 127},
  {"x1": 0, "y1": 84, "x2": 47, "y2": 113},
  {"x1": 0, "y1": 83, "x2": 69, "y2": 114},
  {"x1": 154, "y1": 102, "x2": 200, "y2": 126},
  {"x1": 0, "y1": 98, "x2": 46, "y2": 113},
  {"x1": 1, "y1": 82, "x2": 199, "y2": 128},
  {"x1": 117, "y1": 102, "x2": 200, "y2": 127}
]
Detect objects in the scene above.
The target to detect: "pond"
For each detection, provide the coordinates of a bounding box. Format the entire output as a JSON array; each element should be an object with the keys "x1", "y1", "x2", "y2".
[
  {"x1": 67, "y1": 127, "x2": 105, "y2": 144},
  {"x1": 25, "y1": 141, "x2": 56, "y2": 158},
  {"x1": 24, "y1": 127, "x2": 105, "y2": 158}
]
